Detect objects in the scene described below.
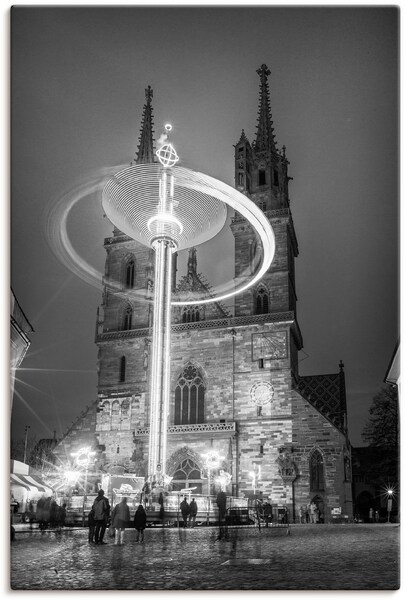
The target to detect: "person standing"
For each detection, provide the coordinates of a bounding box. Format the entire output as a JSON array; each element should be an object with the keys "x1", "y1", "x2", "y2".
[
  {"x1": 189, "y1": 498, "x2": 198, "y2": 528},
  {"x1": 111, "y1": 497, "x2": 130, "y2": 545},
  {"x1": 158, "y1": 492, "x2": 164, "y2": 522},
  {"x1": 180, "y1": 496, "x2": 190, "y2": 528},
  {"x1": 92, "y1": 489, "x2": 110, "y2": 545},
  {"x1": 263, "y1": 501, "x2": 273, "y2": 527},
  {"x1": 134, "y1": 504, "x2": 147, "y2": 543},
  {"x1": 309, "y1": 502, "x2": 317, "y2": 524},
  {"x1": 369, "y1": 507, "x2": 374, "y2": 523},
  {"x1": 298, "y1": 506, "x2": 305, "y2": 524}
]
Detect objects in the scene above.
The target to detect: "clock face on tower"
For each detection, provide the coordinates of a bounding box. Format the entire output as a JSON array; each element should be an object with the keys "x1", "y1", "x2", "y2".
[
  {"x1": 251, "y1": 331, "x2": 288, "y2": 361},
  {"x1": 250, "y1": 381, "x2": 274, "y2": 406}
]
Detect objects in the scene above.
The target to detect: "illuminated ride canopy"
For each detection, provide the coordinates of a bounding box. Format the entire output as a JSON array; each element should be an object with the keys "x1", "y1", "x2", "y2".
[{"x1": 102, "y1": 148, "x2": 276, "y2": 486}]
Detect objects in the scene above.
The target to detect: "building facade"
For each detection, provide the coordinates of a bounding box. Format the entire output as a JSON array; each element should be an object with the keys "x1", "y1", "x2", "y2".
[
  {"x1": 54, "y1": 66, "x2": 353, "y2": 522},
  {"x1": 10, "y1": 288, "x2": 34, "y2": 403}
]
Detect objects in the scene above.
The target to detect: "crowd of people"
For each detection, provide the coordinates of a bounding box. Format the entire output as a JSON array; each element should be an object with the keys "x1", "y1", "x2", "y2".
[
  {"x1": 298, "y1": 502, "x2": 321, "y2": 523},
  {"x1": 27, "y1": 496, "x2": 67, "y2": 530},
  {"x1": 88, "y1": 489, "x2": 148, "y2": 546}
]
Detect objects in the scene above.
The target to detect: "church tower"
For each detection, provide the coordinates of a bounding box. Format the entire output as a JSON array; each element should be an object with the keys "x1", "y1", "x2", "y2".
[{"x1": 231, "y1": 64, "x2": 302, "y2": 380}]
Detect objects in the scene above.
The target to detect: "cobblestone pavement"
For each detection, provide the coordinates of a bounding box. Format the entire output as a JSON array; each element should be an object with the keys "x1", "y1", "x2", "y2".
[{"x1": 10, "y1": 523, "x2": 400, "y2": 590}]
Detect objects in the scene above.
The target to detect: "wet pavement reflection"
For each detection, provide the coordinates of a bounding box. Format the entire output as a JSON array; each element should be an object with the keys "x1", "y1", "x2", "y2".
[{"x1": 10, "y1": 524, "x2": 399, "y2": 590}]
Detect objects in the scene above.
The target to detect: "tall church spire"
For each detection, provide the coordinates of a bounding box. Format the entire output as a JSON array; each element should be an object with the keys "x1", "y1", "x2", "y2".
[
  {"x1": 135, "y1": 86, "x2": 155, "y2": 164},
  {"x1": 254, "y1": 64, "x2": 277, "y2": 154}
]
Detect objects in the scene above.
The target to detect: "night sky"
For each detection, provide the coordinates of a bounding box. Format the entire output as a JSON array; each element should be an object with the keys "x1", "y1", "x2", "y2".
[{"x1": 9, "y1": 5, "x2": 399, "y2": 448}]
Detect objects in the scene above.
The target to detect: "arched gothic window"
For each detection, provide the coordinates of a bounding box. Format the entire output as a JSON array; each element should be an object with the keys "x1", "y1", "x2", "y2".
[
  {"x1": 310, "y1": 449, "x2": 325, "y2": 491},
  {"x1": 123, "y1": 306, "x2": 133, "y2": 330},
  {"x1": 120, "y1": 356, "x2": 126, "y2": 382},
  {"x1": 256, "y1": 286, "x2": 269, "y2": 315},
  {"x1": 125, "y1": 259, "x2": 135, "y2": 288},
  {"x1": 172, "y1": 458, "x2": 202, "y2": 492},
  {"x1": 182, "y1": 306, "x2": 201, "y2": 323},
  {"x1": 174, "y1": 364, "x2": 205, "y2": 425}
]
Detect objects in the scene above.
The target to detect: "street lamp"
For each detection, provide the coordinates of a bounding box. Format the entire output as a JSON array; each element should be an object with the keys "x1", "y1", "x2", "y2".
[
  {"x1": 387, "y1": 489, "x2": 393, "y2": 523},
  {"x1": 203, "y1": 450, "x2": 222, "y2": 525},
  {"x1": 71, "y1": 447, "x2": 96, "y2": 526},
  {"x1": 249, "y1": 470, "x2": 256, "y2": 495},
  {"x1": 23, "y1": 425, "x2": 30, "y2": 464}
]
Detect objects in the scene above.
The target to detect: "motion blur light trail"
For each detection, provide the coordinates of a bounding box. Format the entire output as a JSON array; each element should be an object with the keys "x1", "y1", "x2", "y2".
[
  {"x1": 46, "y1": 166, "x2": 274, "y2": 306},
  {"x1": 45, "y1": 166, "x2": 122, "y2": 292}
]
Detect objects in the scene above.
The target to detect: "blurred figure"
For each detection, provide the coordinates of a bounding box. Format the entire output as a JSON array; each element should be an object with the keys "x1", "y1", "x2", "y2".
[
  {"x1": 59, "y1": 503, "x2": 67, "y2": 528},
  {"x1": 92, "y1": 489, "x2": 110, "y2": 545},
  {"x1": 263, "y1": 501, "x2": 273, "y2": 527},
  {"x1": 180, "y1": 496, "x2": 190, "y2": 528},
  {"x1": 88, "y1": 508, "x2": 95, "y2": 543},
  {"x1": 189, "y1": 498, "x2": 198, "y2": 528},
  {"x1": 134, "y1": 504, "x2": 147, "y2": 543},
  {"x1": 111, "y1": 497, "x2": 130, "y2": 545},
  {"x1": 216, "y1": 491, "x2": 228, "y2": 540}
]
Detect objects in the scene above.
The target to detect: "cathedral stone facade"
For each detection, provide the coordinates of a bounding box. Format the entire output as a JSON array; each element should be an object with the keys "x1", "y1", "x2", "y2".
[{"x1": 54, "y1": 66, "x2": 353, "y2": 522}]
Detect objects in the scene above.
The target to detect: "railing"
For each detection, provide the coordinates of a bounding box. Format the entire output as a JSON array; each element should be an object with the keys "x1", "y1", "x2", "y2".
[
  {"x1": 135, "y1": 421, "x2": 236, "y2": 436},
  {"x1": 96, "y1": 311, "x2": 296, "y2": 342}
]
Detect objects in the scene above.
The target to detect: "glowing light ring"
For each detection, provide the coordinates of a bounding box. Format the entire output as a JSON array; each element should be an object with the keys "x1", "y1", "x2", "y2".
[
  {"x1": 156, "y1": 143, "x2": 179, "y2": 168},
  {"x1": 47, "y1": 164, "x2": 275, "y2": 309},
  {"x1": 102, "y1": 163, "x2": 275, "y2": 306},
  {"x1": 205, "y1": 451, "x2": 221, "y2": 470}
]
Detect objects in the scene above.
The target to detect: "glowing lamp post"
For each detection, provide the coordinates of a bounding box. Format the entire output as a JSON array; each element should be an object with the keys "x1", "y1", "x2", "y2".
[
  {"x1": 71, "y1": 447, "x2": 96, "y2": 526},
  {"x1": 203, "y1": 450, "x2": 222, "y2": 525},
  {"x1": 387, "y1": 489, "x2": 393, "y2": 523},
  {"x1": 102, "y1": 124, "x2": 276, "y2": 489},
  {"x1": 249, "y1": 471, "x2": 256, "y2": 495}
]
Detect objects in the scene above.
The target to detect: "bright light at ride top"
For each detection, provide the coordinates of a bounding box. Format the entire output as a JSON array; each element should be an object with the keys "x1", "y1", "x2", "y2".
[
  {"x1": 71, "y1": 447, "x2": 96, "y2": 467},
  {"x1": 204, "y1": 450, "x2": 223, "y2": 470}
]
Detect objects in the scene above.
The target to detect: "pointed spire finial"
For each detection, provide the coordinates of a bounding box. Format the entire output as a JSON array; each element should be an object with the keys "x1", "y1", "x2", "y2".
[
  {"x1": 254, "y1": 64, "x2": 277, "y2": 154},
  {"x1": 135, "y1": 85, "x2": 155, "y2": 164}
]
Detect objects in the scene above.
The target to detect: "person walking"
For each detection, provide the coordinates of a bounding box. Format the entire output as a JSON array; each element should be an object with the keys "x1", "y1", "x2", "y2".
[
  {"x1": 111, "y1": 497, "x2": 130, "y2": 545},
  {"x1": 189, "y1": 498, "x2": 198, "y2": 528},
  {"x1": 92, "y1": 489, "x2": 110, "y2": 545},
  {"x1": 180, "y1": 496, "x2": 190, "y2": 528},
  {"x1": 134, "y1": 504, "x2": 147, "y2": 543}
]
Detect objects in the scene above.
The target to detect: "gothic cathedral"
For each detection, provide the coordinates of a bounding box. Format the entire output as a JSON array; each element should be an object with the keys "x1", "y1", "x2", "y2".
[{"x1": 55, "y1": 66, "x2": 353, "y2": 522}]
